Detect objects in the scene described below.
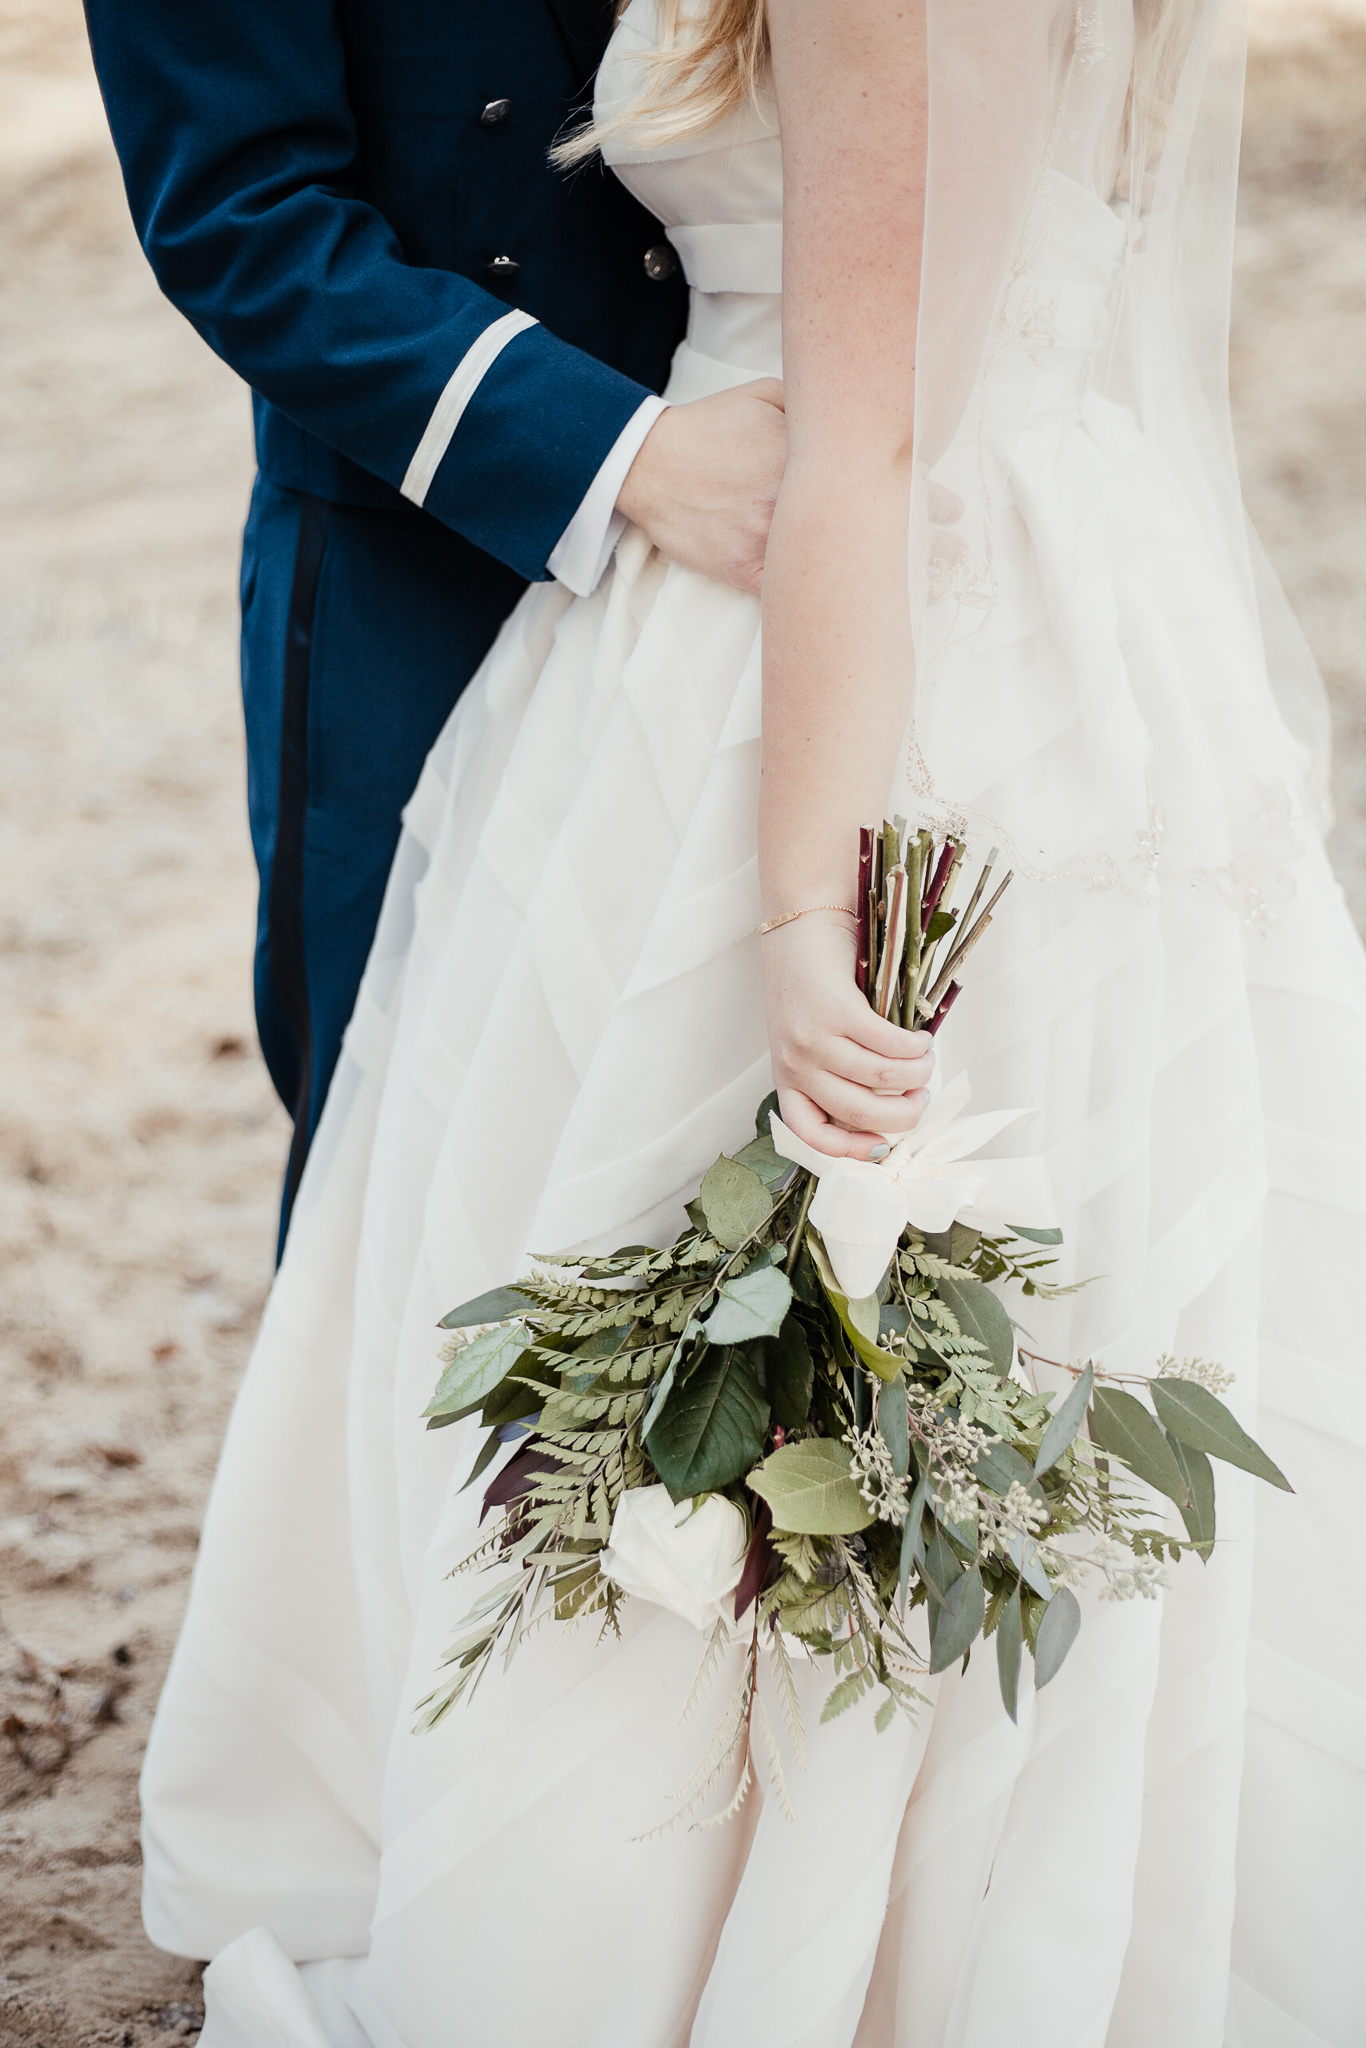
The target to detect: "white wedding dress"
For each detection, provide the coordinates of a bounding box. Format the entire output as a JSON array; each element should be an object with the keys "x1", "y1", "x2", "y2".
[{"x1": 144, "y1": 5, "x2": 1366, "y2": 2043}]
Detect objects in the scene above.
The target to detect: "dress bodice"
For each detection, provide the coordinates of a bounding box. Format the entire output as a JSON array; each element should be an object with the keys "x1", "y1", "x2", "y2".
[
  {"x1": 598, "y1": 2, "x2": 783, "y2": 399},
  {"x1": 598, "y1": 0, "x2": 1131, "y2": 418}
]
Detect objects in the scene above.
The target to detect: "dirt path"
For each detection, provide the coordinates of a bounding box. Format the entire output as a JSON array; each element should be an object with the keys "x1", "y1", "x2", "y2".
[{"x1": 0, "y1": 1, "x2": 1361, "y2": 2041}]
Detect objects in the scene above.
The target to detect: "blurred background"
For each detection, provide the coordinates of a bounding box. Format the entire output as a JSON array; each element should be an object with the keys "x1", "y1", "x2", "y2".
[{"x1": 0, "y1": 0, "x2": 1361, "y2": 2040}]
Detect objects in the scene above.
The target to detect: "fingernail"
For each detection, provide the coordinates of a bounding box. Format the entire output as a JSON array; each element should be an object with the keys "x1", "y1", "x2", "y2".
[{"x1": 868, "y1": 1141, "x2": 891, "y2": 1162}]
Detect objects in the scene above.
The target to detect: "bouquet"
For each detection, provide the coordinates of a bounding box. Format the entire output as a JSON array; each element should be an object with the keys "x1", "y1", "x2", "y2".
[{"x1": 420, "y1": 822, "x2": 1289, "y2": 1825}]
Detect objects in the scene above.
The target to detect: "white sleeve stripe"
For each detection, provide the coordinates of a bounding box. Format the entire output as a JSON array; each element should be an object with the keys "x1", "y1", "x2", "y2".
[{"x1": 400, "y1": 309, "x2": 539, "y2": 507}]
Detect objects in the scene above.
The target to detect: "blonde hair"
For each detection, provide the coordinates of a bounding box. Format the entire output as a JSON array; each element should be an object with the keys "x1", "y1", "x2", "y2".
[
  {"x1": 552, "y1": 0, "x2": 767, "y2": 167},
  {"x1": 1122, "y1": 0, "x2": 1203, "y2": 170},
  {"x1": 555, "y1": 1, "x2": 1198, "y2": 170}
]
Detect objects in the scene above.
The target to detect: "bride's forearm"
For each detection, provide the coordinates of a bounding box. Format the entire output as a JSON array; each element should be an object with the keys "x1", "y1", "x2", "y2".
[{"x1": 758, "y1": 450, "x2": 914, "y2": 920}]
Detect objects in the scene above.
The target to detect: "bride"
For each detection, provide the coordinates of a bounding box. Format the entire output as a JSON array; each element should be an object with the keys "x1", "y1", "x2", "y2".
[{"x1": 141, "y1": 1, "x2": 1366, "y2": 2042}]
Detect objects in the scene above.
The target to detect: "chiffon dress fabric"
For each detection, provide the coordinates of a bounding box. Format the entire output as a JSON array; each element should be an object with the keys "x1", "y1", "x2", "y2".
[{"x1": 142, "y1": 3, "x2": 1366, "y2": 2042}]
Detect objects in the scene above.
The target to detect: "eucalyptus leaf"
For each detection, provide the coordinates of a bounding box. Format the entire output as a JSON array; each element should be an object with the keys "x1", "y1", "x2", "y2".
[
  {"x1": 996, "y1": 1588, "x2": 1023, "y2": 1722},
  {"x1": 646, "y1": 1344, "x2": 769, "y2": 1501},
  {"x1": 879, "y1": 1301, "x2": 910, "y2": 1343},
  {"x1": 936, "y1": 1274, "x2": 1015, "y2": 1376},
  {"x1": 929, "y1": 1564, "x2": 985, "y2": 1672},
  {"x1": 877, "y1": 1375, "x2": 911, "y2": 1478},
  {"x1": 749, "y1": 1438, "x2": 874, "y2": 1536},
  {"x1": 754, "y1": 1089, "x2": 780, "y2": 1138},
  {"x1": 702, "y1": 1262, "x2": 793, "y2": 1346},
  {"x1": 764, "y1": 1317, "x2": 815, "y2": 1431},
  {"x1": 1033, "y1": 1586, "x2": 1081, "y2": 1686},
  {"x1": 1008, "y1": 1224, "x2": 1064, "y2": 1247},
  {"x1": 1167, "y1": 1434, "x2": 1216, "y2": 1558},
  {"x1": 1090, "y1": 1386, "x2": 1190, "y2": 1507},
  {"x1": 438, "y1": 1285, "x2": 532, "y2": 1331},
  {"x1": 425, "y1": 1323, "x2": 530, "y2": 1420},
  {"x1": 922, "y1": 1528, "x2": 965, "y2": 1605},
  {"x1": 458, "y1": 1426, "x2": 503, "y2": 1492},
  {"x1": 1150, "y1": 1377, "x2": 1292, "y2": 1492},
  {"x1": 1034, "y1": 1364, "x2": 1093, "y2": 1476},
  {"x1": 974, "y1": 1440, "x2": 1037, "y2": 1497},
  {"x1": 698, "y1": 1155, "x2": 773, "y2": 1251},
  {"x1": 1004, "y1": 1535, "x2": 1053, "y2": 1601},
  {"x1": 898, "y1": 1471, "x2": 928, "y2": 1610}
]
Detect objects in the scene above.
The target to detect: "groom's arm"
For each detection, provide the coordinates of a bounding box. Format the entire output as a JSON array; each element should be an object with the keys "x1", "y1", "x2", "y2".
[{"x1": 82, "y1": 0, "x2": 780, "y2": 589}]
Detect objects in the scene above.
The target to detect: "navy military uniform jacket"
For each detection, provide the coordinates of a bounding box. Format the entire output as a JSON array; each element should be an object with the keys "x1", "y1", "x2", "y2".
[{"x1": 84, "y1": 0, "x2": 687, "y2": 1237}]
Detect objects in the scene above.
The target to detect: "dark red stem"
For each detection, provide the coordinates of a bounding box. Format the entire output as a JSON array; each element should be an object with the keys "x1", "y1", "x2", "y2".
[
  {"x1": 927, "y1": 981, "x2": 962, "y2": 1035},
  {"x1": 921, "y1": 839, "x2": 957, "y2": 933}
]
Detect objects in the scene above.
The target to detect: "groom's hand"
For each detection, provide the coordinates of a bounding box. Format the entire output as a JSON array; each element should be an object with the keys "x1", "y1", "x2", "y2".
[{"x1": 616, "y1": 380, "x2": 786, "y2": 594}]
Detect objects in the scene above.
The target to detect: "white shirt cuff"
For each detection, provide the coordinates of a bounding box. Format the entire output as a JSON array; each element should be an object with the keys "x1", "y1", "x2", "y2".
[{"x1": 546, "y1": 394, "x2": 669, "y2": 597}]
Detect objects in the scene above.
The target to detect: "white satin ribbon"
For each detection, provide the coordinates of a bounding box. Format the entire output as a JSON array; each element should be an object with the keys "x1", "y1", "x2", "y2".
[{"x1": 770, "y1": 1073, "x2": 1058, "y2": 1300}]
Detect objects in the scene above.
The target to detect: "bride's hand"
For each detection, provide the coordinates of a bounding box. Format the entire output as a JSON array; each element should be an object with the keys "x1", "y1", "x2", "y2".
[{"x1": 762, "y1": 910, "x2": 934, "y2": 1161}]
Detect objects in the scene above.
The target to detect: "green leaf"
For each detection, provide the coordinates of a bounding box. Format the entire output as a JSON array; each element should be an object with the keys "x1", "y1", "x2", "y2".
[
  {"x1": 876, "y1": 1376, "x2": 910, "y2": 1478},
  {"x1": 1004, "y1": 1535, "x2": 1053, "y2": 1601},
  {"x1": 920, "y1": 1224, "x2": 980, "y2": 1266},
  {"x1": 685, "y1": 1197, "x2": 710, "y2": 1233},
  {"x1": 646, "y1": 1344, "x2": 769, "y2": 1501},
  {"x1": 898, "y1": 1471, "x2": 928, "y2": 1610},
  {"x1": 936, "y1": 1274, "x2": 1015, "y2": 1375},
  {"x1": 438, "y1": 1285, "x2": 532, "y2": 1331},
  {"x1": 748, "y1": 1438, "x2": 873, "y2": 1536},
  {"x1": 698, "y1": 1155, "x2": 773, "y2": 1251},
  {"x1": 1150, "y1": 1377, "x2": 1292, "y2": 1493},
  {"x1": 974, "y1": 1440, "x2": 1036, "y2": 1496},
  {"x1": 1090, "y1": 1386, "x2": 1190, "y2": 1508},
  {"x1": 764, "y1": 1318, "x2": 814, "y2": 1431},
  {"x1": 702, "y1": 1262, "x2": 793, "y2": 1346},
  {"x1": 1033, "y1": 1586, "x2": 1081, "y2": 1687},
  {"x1": 425, "y1": 1324, "x2": 530, "y2": 1420},
  {"x1": 1167, "y1": 1434, "x2": 1216, "y2": 1559},
  {"x1": 1007, "y1": 1224, "x2": 1063, "y2": 1247},
  {"x1": 924, "y1": 906, "x2": 957, "y2": 944},
  {"x1": 732, "y1": 1131, "x2": 792, "y2": 1191},
  {"x1": 921, "y1": 1528, "x2": 965, "y2": 1605},
  {"x1": 1034, "y1": 1364, "x2": 1093, "y2": 1477},
  {"x1": 929, "y1": 1564, "x2": 985, "y2": 1672},
  {"x1": 879, "y1": 1300, "x2": 910, "y2": 1343},
  {"x1": 996, "y1": 1588, "x2": 1023, "y2": 1722},
  {"x1": 754, "y1": 1089, "x2": 780, "y2": 1138},
  {"x1": 458, "y1": 1426, "x2": 503, "y2": 1491},
  {"x1": 874, "y1": 1694, "x2": 898, "y2": 1735}
]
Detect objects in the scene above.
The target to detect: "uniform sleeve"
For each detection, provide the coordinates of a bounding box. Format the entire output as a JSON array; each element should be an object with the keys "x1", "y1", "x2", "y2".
[{"x1": 82, "y1": 0, "x2": 653, "y2": 582}]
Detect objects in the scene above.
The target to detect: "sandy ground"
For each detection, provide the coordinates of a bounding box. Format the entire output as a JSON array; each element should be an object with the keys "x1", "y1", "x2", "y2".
[{"x1": 0, "y1": 0, "x2": 1361, "y2": 2040}]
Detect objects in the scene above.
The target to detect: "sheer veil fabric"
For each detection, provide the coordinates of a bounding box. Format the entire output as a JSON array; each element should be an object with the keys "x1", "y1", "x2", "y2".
[{"x1": 142, "y1": 2, "x2": 1365, "y2": 2043}]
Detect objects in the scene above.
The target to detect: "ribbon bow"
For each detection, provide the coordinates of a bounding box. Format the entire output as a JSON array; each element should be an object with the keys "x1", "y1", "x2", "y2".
[{"x1": 770, "y1": 1073, "x2": 1058, "y2": 1300}]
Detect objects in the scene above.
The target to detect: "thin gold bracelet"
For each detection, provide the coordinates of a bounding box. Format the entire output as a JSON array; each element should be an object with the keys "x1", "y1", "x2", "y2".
[{"x1": 757, "y1": 903, "x2": 856, "y2": 936}]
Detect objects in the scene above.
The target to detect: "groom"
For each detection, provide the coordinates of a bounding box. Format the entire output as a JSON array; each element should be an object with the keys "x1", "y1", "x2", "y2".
[{"x1": 84, "y1": 0, "x2": 786, "y2": 1240}]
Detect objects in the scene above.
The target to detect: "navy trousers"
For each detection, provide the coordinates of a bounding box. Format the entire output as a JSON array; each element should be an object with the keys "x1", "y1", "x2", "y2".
[{"x1": 240, "y1": 477, "x2": 525, "y2": 1250}]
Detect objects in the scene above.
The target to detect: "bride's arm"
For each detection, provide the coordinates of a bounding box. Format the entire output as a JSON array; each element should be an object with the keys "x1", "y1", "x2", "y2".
[{"x1": 760, "y1": 0, "x2": 932, "y2": 1159}]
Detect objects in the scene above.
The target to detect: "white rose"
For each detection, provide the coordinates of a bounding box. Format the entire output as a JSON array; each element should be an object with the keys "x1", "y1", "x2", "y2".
[{"x1": 599, "y1": 1485, "x2": 749, "y2": 1632}]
